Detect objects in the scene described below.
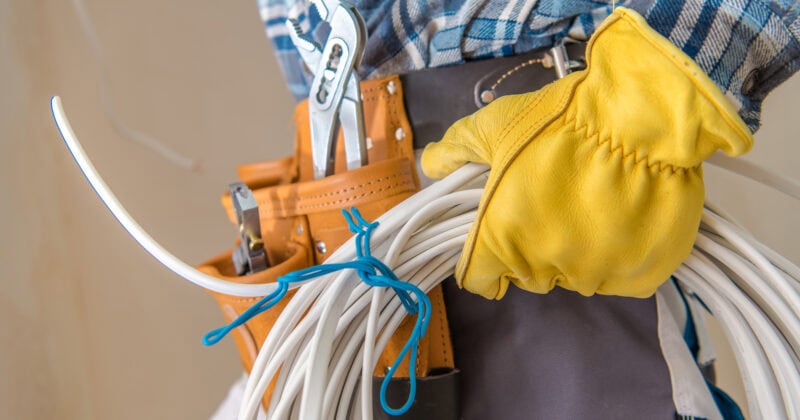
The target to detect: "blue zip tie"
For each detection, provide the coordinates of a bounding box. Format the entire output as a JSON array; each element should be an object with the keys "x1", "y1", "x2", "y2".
[{"x1": 203, "y1": 207, "x2": 431, "y2": 416}]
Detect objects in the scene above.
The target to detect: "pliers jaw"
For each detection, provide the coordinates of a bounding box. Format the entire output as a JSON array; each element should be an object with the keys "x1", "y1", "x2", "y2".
[
  {"x1": 286, "y1": 19, "x2": 321, "y2": 72},
  {"x1": 230, "y1": 183, "x2": 269, "y2": 275},
  {"x1": 287, "y1": 1, "x2": 368, "y2": 179}
]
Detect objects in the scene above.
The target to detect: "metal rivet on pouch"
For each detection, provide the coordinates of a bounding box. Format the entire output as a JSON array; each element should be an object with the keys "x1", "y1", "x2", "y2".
[
  {"x1": 316, "y1": 241, "x2": 327, "y2": 254},
  {"x1": 386, "y1": 80, "x2": 397, "y2": 95},
  {"x1": 480, "y1": 90, "x2": 496, "y2": 104},
  {"x1": 394, "y1": 127, "x2": 405, "y2": 141},
  {"x1": 296, "y1": 225, "x2": 303, "y2": 235},
  {"x1": 366, "y1": 137, "x2": 374, "y2": 150}
]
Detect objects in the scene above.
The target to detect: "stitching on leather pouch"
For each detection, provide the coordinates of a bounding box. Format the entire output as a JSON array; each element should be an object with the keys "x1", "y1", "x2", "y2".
[
  {"x1": 261, "y1": 169, "x2": 410, "y2": 205},
  {"x1": 362, "y1": 94, "x2": 385, "y2": 104},
  {"x1": 253, "y1": 169, "x2": 409, "y2": 214},
  {"x1": 259, "y1": 179, "x2": 413, "y2": 217},
  {"x1": 569, "y1": 117, "x2": 701, "y2": 175},
  {"x1": 293, "y1": 180, "x2": 413, "y2": 210},
  {"x1": 361, "y1": 85, "x2": 385, "y2": 94},
  {"x1": 362, "y1": 85, "x2": 387, "y2": 103},
  {"x1": 436, "y1": 291, "x2": 450, "y2": 367}
]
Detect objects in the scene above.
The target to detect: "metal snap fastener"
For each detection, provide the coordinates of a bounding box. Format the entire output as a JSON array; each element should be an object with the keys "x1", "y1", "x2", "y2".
[
  {"x1": 480, "y1": 90, "x2": 496, "y2": 104},
  {"x1": 316, "y1": 241, "x2": 327, "y2": 254},
  {"x1": 394, "y1": 127, "x2": 405, "y2": 141},
  {"x1": 387, "y1": 80, "x2": 397, "y2": 95}
]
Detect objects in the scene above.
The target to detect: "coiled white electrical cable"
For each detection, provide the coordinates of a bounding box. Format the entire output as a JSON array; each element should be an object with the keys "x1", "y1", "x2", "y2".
[
  {"x1": 236, "y1": 184, "x2": 800, "y2": 419},
  {"x1": 52, "y1": 96, "x2": 800, "y2": 419},
  {"x1": 238, "y1": 176, "x2": 484, "y2": 420}
]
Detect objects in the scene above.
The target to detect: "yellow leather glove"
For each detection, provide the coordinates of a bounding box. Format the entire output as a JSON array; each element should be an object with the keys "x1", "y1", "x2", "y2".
[{"x1": 421, "y1": 8, "x2": 753, "y2": 299}]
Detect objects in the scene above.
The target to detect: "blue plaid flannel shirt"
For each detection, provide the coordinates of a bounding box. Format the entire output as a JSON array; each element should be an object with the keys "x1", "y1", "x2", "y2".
[{"x1": 258, "y1": 0, "x2": 800, "y2": 131}]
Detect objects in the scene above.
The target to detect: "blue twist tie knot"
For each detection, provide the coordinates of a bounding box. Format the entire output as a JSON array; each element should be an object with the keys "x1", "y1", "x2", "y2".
[{"x1": 203, "y1": 207, "x2": 431, "y2": 416}]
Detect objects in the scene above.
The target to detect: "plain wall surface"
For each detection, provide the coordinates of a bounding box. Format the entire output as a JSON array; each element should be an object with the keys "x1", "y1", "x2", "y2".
[
  {"x1": 2, "y1": 1, "x2": 293, "y2": 418},
  {"x1": 1, "y1": 0, "x2": 797, "y2": 418}
]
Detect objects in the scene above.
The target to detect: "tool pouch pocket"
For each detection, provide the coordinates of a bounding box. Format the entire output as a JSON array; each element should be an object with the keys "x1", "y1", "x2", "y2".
[{"x1": 198, "y1": 75, "x2": 458, "y2": 416}]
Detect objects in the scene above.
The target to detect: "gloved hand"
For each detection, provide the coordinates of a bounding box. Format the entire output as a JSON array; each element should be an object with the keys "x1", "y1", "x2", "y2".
[{"x1": 421, "y1": 8, "x2": 753, "y2": 299}]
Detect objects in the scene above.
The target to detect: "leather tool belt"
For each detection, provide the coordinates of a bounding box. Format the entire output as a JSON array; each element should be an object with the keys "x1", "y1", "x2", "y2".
[
  {"x1": 199, "y1": 42, "x2": 586, "y2": 418},
  {"x1": 198, "y1": 74, "x2": 457, "y2": 418}
]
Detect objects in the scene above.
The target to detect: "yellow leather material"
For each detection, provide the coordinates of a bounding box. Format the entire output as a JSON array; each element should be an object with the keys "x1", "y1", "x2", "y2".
[
  {"x1": 199, "y1": 74, "x2": 455, "y2": 409},
  {"x1": 421, "y1": 8, "x2": 753, "y2": 299}
]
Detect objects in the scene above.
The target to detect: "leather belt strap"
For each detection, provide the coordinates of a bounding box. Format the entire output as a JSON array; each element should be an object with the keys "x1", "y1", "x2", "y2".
[
  {"x1": 223, "y1": 158, "x2": 416, "y2": 220},
  {"x1": 400, "y1": 42, "x2": 587, "y2": 148}
]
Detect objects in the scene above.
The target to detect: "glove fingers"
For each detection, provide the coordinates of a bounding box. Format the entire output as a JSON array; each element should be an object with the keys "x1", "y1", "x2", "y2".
[
  {"x1": 422, "y1": 93, "x2": 541, "y2": 179},
  {"x1": 420, "y1": 114, "x2": 491, "y2": 179},
  {"x1": 455, "y1": 233, "x2": 512, "y2": 300}
]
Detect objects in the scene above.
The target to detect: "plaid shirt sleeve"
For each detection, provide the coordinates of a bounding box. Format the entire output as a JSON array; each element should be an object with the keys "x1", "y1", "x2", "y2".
[
  {"x1": 647, "y1": 0, "x2": 800, "y2": 130},
  {"x1": 257, "y1": 0, "x2": 800, "y2": 132}
]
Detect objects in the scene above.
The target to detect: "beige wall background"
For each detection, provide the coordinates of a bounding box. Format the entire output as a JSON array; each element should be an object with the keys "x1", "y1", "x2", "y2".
[{"x1": 1, "y1": 0, "x2": 797, "y2": 419}]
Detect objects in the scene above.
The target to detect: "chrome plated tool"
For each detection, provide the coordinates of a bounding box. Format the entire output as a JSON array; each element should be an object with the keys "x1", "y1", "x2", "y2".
[
  {"x1": 287, "y1": 0, "x2": 368, "y2": 179},
  {"x1": 230, "y1": 182, "x2": 268, "y2": 275}
]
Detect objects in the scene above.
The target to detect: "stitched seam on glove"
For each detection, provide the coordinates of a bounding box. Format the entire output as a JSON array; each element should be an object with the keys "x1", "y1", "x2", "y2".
[
  {"x1": 568, "y1": 117, "x2": 702, "y2": 175},
  {"x1": 496, "y1": 79, "x2": 583, "y2": 171}
]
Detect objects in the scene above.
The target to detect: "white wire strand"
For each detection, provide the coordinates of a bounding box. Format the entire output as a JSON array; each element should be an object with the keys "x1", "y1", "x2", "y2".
[{"x1": 51, "y1": 96, "x2": 275, "y2": 297}]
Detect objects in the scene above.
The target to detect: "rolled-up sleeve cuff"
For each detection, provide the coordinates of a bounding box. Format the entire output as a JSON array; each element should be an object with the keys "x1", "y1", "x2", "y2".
[{"x1": 646, "y1": 0, "x2": 800, "y2": 132}]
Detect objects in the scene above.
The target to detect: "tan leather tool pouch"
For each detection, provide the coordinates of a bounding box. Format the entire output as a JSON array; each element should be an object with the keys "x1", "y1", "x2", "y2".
[{"x1": 198, "y1": 75, "x2": 456, "y2": 411}]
